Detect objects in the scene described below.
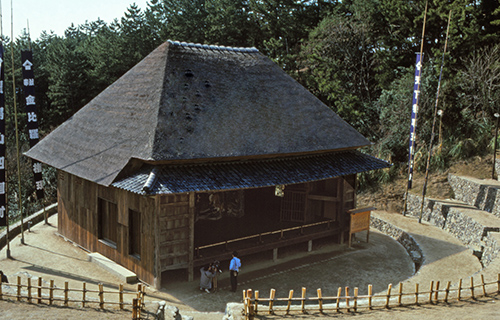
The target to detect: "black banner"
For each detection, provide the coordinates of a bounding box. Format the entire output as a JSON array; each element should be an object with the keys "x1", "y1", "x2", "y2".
[
  {"x1": 21, "y1": 50, "x2": 44, "y2": 200},
  {"x1": 0, "y1": 44, "x2": 6, "y2": 226}
]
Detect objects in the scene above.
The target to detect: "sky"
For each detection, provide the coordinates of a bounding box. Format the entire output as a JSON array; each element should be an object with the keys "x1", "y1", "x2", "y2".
[{"x1": 3, "y1": 0, "x2": 150, "y2": 40}]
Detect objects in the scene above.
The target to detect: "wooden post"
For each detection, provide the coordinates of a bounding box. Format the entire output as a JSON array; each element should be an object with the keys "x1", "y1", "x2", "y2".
[
  {"x1": 37, "y1": 277, "x2": 42, "y2": 304},
  {"x1": 285, "y1": 290, "x2": 293, "y2": 314},
  {"x1": 0, "y1": 276, "x2": 3, "y2": 300},
  {"x1": 273, "y1": 248, "x2": 278, "y2": 262},
  {"x1": 398, "y1": 283, "x2": 403, "y2": 306},
  {"x1": 434, "y1": 281, "x2": 440, "y2": 302},
  {"x1": 17, "y1": 276, "x2": 21, "y2": 301},
  {"x1": 27, "y1": 277, "x2": 32, "y2": 303},
  {"x1": 99, "y1": 283, "x2": 104, "y2": 309},
  {"x1": 49, "y1": 280, "x2": 54, "y2": 305},
  {"x1": 119, "y1": 284, "x2": 124, "y2": 310},
  {"x1": 415, "y1": 283, "x2": 419, "y2": 305},
  {"x1": 428, "y1": 281, "x2": 433, "y2": 304},
  {"x1": 385, "y1": 283, "x2": 392, "y2": 308},
  {"x1": 246, "y1": 289, "x2": 254, "y2": 319},
  {"x1": 132, "y1": 298, "x2": 138, "y2": 320},
  {"x1": 345, "y1": 286, "x2": 350, "y2": 311},
  {"x1": 444, "y1": 281, "x2": 451, "y2": 303},
  {"x1": 64, "y1": 281, "x2": 69, "y2": 306},
  {"x1": 301, "y1": 287, "x2": 306, "y2": 313},
  {"x1": 470, "y1": 277, "x2": 475, "y2": 300},
  {"x1": 336, "y1": 287, "x2": 341, "y2": 312},
  {"x1": 82, "y1": 282, "x2": 86, "y2": 308},
  {"x1": 137, "y1": 283, "x2": 142, "y2": 308},
  {"x1": 458, "y1": 279, "x2": 462, "y2": 301},
  {"x1": 254, "y1": 290, "x2": 259, "y2": 314},
  {"x1": 353, "y1": 287, "x2": 358, "y2": 312},
  {"x1": 269, "y1": 289, "x2": 276, "y2": 314},
  {"x1": 481, "y1": 274, "x2": 486, "y2": 296},
  {"x1": 368, "y1": 284, "x2": 373, "y2": 309},
  {"x1": 317, "y1": 288, "x2": 323, "y2": 313}
]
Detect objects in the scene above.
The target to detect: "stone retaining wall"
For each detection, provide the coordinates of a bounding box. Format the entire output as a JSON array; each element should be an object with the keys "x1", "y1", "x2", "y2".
[
  {"x1": 404, "y1": 192, "x2": 500, "y2": 267},
  {"x1": 370, "y1": 215, "x2": 423, "y2": 271},
  {"x1": 448, "y1": 174, "x2": 500, "y2": 219}
]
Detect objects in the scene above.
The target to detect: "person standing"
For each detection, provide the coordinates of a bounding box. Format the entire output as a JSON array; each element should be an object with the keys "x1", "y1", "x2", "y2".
[{"x1": 229, "y1": 251, "x2": 241, "y2": 292}]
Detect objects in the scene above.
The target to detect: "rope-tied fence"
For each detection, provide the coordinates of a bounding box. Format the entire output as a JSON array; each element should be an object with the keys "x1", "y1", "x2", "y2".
[
  {"x1": 243, "y1": 273, "x2": 500, "y2": 318},
  {"x1": 0, "y1": 276, "x2": 146, "y2": 318}
]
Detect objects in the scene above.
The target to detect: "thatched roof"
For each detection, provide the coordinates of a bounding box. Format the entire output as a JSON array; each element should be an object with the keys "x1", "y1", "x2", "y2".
[{"x1": 26, "y1": 40, "x2": 374, "y2": 187}]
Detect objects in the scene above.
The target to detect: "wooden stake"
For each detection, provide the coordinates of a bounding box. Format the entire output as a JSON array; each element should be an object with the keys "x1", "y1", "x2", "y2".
[
  {"x1": 317, "y1": 288, "x2": 323, "y2": 313},
  {"x1": 17, "y1": 276, "x2": 21, "y2": 301},
  {"x1": 415, "y1": 283, "x2": 419, "y2": 305},
  {"x1": 99, "y1": 283, "x2": 104, "y2": 309},
  {"x1": 285, "y1": 290, "x2": 293, "y2": 314},
  {"x1": 119, "y1": 284, "x2": 124, "y2": 310},
  {"x1": 385, "y1": 283, "x2": 392, "y2": 308},
  {"x1": 353, "y1": 287, "x2": 358, "y2": 312},
  {"x1": 132, "y1": 298, "x2": 138, "y2": 319},
  {"x1": 49, "y1": 280, "x2": 54, "y2": 305},
  {"x1": 82, "y1": 282, "x2": 86, "y2": 308},
  {"x1": 345, "y1": 286, "x2": 350, "y2": 311},
  {"x1": 368, "y1": 284, "x2": 373, "y2": 309},
  {"x1": 398, "y1": 283, "x2": 403, "y2": 306},
  {"x1": 434, "y1": 281, "x2": 440, "y2": 302},
  {"x1": 0, "y1": 276, "x2": 3, "y2": 300},
  {"x1": 458, "y1": 279, "x2": 462, "y2": 301},
  {"x1": 481, "y1": 274, "x2": 486, "y2": 296},
  {"x1": 336, "y1": 287, "x2": 341, "y2": 312},
  {"x1": 428, "y1": 281, "x2": 433, "y2": 304},
  {"x1": 269, "y1": 289, "x2": 275, "y2": 314},
  {"x1": 246, "y1": 289, "x2": 254, "y2": 318},
  {"x1": 64, "y1": 281, "x2": 69, "y2": 306},
  {"x1": 37, "y1": 277, "x2": 42, "y2": 304},
  {"x1": 497, "y1": 273, "x2": 500, "y2": 293},
  {"x1": 301, "y1": 287, "x2": 306, "y2": 313},
  {"x1": 27, "y1": 277, "x2": 32, "y2": 303},
  {"x1": 470, "y1": 277, "x2": 475, "y2": 300},
  {"x1": 255, "y1": 290, "x2": 259, "y2": 314},
  {"x1": 444, "y1": 281, "x2": 451, "y2": 303}
]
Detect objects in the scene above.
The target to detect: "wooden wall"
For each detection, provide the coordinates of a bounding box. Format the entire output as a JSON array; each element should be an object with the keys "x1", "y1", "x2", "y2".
[{"x1": 57, "y1": 170, "x2": 157, "y2": 286}]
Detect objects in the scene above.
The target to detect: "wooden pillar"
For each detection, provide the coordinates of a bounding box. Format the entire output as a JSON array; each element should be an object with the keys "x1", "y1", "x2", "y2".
[
  {"x1": 308, "y1": 240, "x2": 313, "y2": 252},
  {"x1": 154, "y1": 195, "x2": 161, "y2": 290},
  {"x1": 273, "y1": 248, "x2": 278, "y2": 262},
  {"x1": 188, "y1": 192, "x2": 196, "y2": 282}
]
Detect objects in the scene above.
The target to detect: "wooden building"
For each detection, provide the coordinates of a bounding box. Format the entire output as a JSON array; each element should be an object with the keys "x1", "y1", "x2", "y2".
[{"x1": 26, "y1": 40, "x2": 390, "y2": 288}]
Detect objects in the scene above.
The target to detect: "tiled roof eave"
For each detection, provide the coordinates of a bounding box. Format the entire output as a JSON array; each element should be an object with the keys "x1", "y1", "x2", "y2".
[{"x1": 112, "y1": 150, "x2": 391, "y2": 195}]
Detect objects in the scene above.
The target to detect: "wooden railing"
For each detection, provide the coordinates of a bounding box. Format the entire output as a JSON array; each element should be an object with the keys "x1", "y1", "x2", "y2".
[
  {"x1": 195, "y1": 219, "x2": 339, "y2": 259},
  {"x1": 243, "y1": 273, "x2": 500, "y2": 318},
  {"x1": 0, "y1": 276, "x2": 145, "y2": 318}
]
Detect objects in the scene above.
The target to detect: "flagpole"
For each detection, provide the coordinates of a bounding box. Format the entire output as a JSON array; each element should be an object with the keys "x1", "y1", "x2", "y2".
[
  {"x1": 0, "y1": 0, "x2": 10, "y2": 258},
  {"x1": 418, "y1": 10, "x2": 452, "y2": 223},
  {"x1": 402, "y1": 0, "x2": 428, "y2": 216},
  {"x1": 10, "y1": 0, "x2": 25, "y2": 244}
]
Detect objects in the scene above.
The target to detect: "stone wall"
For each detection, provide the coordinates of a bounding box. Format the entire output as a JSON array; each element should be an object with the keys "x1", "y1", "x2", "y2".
[
  {"x1": 370, "y1": 215, "x2": 423, "y2": 271},
  {"x1": 448, "y1": 174, "x2": 500, "y2": 219},
  {"x1": 403, "y1": 191, "x2": 500, "y2": 268}
]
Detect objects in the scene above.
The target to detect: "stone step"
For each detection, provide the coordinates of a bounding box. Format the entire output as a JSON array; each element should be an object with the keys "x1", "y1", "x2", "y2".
[
  {"x1": 448, "y1": 174, "x2": 500, "y2": 218},
  {"x1": 405, "y1": 193, "x2": 500, "y2": 267},
  {"x1": 88, "y1": 252, "x2": 137, "y2": 284}
]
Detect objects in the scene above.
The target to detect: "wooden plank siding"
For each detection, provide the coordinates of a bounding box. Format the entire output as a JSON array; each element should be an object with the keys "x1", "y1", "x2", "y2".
[{"x1": 57, "y1": 170, "x2": 157, "y2": 286}]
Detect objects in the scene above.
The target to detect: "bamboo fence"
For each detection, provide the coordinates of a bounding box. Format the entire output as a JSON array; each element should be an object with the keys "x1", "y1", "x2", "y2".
[
  {"x1": 243, "y1": 273, "x2": 500, "y2": 319},
  {"x1": 0, "y1": 276, "x2": 145, "y2": 318}
]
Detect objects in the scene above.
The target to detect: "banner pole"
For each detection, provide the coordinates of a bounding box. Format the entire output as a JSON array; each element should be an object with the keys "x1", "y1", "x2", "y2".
[
  {"x1": 403, "y1": 0, "x2": 428, "y2": 216},
  {"x1": 418, "y1": 10, "x2": 452, "y2": 223}
]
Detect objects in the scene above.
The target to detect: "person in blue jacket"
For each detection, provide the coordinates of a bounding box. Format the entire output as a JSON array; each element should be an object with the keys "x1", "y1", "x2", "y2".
[{"x1": 229, "y1": 251, "x2": 241, "y2": 292}]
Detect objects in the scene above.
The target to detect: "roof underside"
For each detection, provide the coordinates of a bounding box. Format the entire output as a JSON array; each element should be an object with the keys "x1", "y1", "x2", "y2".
[
  {"x1": 26, "y1": 41, "x2": 372, "y2": 186},
  {"x1": 112, "y1": 150, "x2": 391, "y2": 195}
]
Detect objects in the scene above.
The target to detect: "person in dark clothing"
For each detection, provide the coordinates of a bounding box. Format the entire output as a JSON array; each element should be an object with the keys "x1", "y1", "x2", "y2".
[{"x1": 0, "y1": 270, "x2": 8, "y2": 283}]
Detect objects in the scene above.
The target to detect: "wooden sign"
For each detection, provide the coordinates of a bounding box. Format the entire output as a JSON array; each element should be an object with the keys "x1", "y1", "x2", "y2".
[{"x1": 348, "y1": 207, "x2": 375, "y2": 247}]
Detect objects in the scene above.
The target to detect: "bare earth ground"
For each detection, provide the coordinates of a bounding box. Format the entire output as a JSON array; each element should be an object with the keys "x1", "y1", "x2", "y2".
[{"x1": 1, "y1": 155, "x2": 499, "y2": 319}]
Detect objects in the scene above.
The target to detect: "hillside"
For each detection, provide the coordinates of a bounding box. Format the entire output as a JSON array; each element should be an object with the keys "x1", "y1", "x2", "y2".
[{"x1": 358, "y1": 155, "x2": 495, "y2": 213}]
